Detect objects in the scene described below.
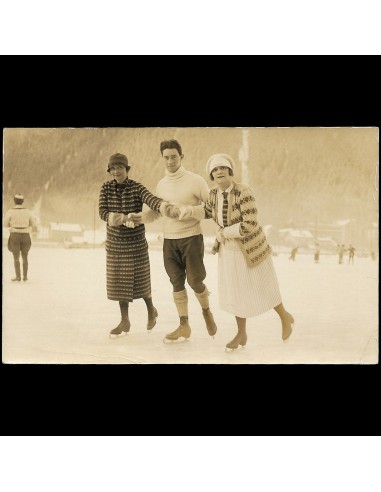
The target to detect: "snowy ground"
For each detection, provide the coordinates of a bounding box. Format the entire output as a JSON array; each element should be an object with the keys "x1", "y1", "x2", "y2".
[{"x1": 2, "y1": 244, "x2": 378, "y2": 364}]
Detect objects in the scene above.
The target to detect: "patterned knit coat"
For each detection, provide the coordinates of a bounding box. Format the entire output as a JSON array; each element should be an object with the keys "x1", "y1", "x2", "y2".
[
  {"x1": 99, "y1": 178, "x2": 162, "y2": 302},
  {"x1": 205, "y1": 182, "x2": 272, "y2": 268}
]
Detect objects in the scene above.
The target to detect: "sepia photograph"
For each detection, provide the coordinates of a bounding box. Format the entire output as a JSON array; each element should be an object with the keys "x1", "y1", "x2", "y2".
[{"x1": 2, "y1": 127, "x2": 379, "y2": 364}]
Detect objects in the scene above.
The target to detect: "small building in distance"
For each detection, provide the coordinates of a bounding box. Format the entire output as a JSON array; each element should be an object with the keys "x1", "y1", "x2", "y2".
[
  {"x1": 279, "y1": 228, "x2": 314, "y2": 249},
  {"x1": 49, "y1": 222, "x2": 82, "y2": 243}
]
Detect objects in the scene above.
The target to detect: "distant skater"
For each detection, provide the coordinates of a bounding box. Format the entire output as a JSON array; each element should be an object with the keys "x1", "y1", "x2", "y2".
[
  {"x1": 338, "y1": 244, "x2": 345, "y2": 264},
  {"x1": 314, "y1": 243, "x2": 320, "y2": 263},
  {"x1": 348, "y1": 244, "x2": 356, "y2": 265},
  {"x1": 4, "y1": 194, "x2": 37, "y2": 282},
  {"x1": 289, "y1": 247, "x2": 298, "y2": 261}
]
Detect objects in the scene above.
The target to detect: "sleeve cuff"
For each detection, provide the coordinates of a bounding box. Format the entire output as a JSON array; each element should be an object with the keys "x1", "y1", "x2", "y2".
[
  {"x1": 159, "y1": 201, "x2": 168, "y2": 216},
  {"x1": 223, "y1": 222, "x2": 242, "y2": 239},
  {"x1": 141, "y1": 210, "x2": 160, "y2": 224},
  {"x1": 191, "y1": 204, "x2": 206, "y2": 222}
]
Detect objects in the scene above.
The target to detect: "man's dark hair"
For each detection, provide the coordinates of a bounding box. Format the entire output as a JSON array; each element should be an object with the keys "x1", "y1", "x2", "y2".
[{"x1": 160, "y1": 139, "x2": 183, "y2": 156}]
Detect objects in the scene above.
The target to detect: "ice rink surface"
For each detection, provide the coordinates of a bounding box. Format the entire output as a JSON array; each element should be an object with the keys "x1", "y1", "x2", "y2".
[{"x1": 2, "y1": 245, "x2": 378, "y2": 364}]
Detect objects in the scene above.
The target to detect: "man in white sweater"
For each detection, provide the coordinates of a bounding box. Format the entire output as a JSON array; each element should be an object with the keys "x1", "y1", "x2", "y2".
[{"x1": 131, "y1": 139, "x2": 217, "y2": 342}]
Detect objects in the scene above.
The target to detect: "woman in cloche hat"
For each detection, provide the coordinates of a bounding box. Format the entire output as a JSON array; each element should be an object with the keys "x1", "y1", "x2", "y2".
[
  {"x1": 194, "y1": 153, "x2": 295, "y2": 351},
  {"x1": 99, "y1": 153, "x2": 168, "y2": 338}
]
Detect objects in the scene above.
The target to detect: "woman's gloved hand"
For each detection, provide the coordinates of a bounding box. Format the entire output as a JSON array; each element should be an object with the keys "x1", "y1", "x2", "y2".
[{"x1": 108, "y1": 212, "x2": 126, "y2": 226}]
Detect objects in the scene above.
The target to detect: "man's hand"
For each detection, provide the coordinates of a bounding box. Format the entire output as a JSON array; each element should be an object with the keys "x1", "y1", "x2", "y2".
[
  {"x1": 211, "y1": 239, "x2": 220, "y2": 255},
  {"x1": 178, "y1": 206, "x2": 192, "y2": 220},
  {"x1": 216, "y1": 228, "x2": 225, "y2": 243},
  {"x1": 162, "y1": 203, "x2": 181, "y2": 219}
]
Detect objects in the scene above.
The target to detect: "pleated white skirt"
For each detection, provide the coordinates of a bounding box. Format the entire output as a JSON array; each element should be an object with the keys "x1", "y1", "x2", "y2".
[{"x1": 218, "y1": 238, "x2": 282, "y2": 318}]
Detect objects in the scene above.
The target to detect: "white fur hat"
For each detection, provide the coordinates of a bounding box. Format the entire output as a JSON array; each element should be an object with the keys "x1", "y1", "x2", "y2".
[{"x1": 206, "y1": 153, "x2": 236, "y2": 176}]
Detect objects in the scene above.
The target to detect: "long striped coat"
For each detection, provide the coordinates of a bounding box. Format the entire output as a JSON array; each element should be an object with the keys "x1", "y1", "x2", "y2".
[
  {"x1": 99, "y1": 179, "x2": 162, "y2": 302},
  {"x1": 205, "y1": 182, "x2": 272, "y2": 268}
]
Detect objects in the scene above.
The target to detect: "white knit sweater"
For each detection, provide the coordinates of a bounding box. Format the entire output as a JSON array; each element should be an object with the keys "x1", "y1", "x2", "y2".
[
  {"x1": 143, "y1": 166, "x2": 210, "y2": 239},
  {"x1": 4, "y1": 206, "x2": 37, "y2": 233}
]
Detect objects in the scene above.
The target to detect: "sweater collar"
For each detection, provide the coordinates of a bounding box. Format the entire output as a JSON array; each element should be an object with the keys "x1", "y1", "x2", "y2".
[
  {"x1": 212, "y1": 181, "x2": 236, "y2": 195},
  {"x1": 217, "y1": 182, "x2": 234, "y2": 195},
  {"x1": 165, "y1": 165, "x2": 186, "y2": 179},
  {"x1": 113, "y1": 178, "x2": 129, "y2": 189}
]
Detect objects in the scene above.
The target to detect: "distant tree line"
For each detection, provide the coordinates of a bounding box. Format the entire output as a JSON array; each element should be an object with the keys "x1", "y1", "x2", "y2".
[{"x1": 3, "y1": 128, "x2": 378, "y2": 229}]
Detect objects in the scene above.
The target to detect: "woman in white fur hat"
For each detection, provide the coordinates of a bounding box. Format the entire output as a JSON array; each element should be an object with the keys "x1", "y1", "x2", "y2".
[{"x1": 180, "y1": 153, "x2": 294, "y2": 351}]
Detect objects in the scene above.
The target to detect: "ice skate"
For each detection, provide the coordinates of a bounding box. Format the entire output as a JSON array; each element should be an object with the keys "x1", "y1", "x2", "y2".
[
  {"x1": 195, "y1": 288, "x2": 217, "y2": 338},
  {"x1": 225, "y1": 332, "x2": 247, "y2": 353},
  {"x1": 109, "y1": 319, "x2": 131, "y2": 338},
  {"x1": 147, "y1": 308, "x2": 158, "y2": 333},
  {"x1": 282, "y1": 313, "x2": 295, "y2": 343},
  {"x1": 202, "y1": 308, "x2": 217, "y2": 337},
  {"x1": 163, "y1": 317, "x2": 191, "y2": 344}
]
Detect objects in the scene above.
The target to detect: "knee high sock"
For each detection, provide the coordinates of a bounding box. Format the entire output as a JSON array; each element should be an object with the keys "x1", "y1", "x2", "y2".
[
  {"x1": 173, "y1": 289, "x2": 188, "y2": 317},
  {"x1": 194, "y1": 286, "x2": 210, "y2": 310}
]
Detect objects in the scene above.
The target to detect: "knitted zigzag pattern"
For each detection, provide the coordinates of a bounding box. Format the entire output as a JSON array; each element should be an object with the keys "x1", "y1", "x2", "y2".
[{"x1": 206, "y1": 182, "x2": 272, "y2": 268}]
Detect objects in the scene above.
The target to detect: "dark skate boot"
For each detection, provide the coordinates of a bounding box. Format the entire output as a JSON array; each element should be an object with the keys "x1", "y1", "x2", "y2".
[
  {"x1": 163, "y1": 316, "x2": 191, "y2": 343},
  {"x1": 282, "y1": 313, "x2": 295, "y2": 343},
  {"x1": 147, "y1": 307, "x2": 158, "y2": 333},
  {"x1": 225, "y1": 332, "x2": 247, "y2": 352},
  {"x1": 109, "y1": 318, "x2": 131, "y2": 339},
  {"x1": 12, "y1": 261, "x2": 21, "y2": 281},
  {"x1": 195, "y1": 287, "x2": 217, "y2": 337},
  {"x1": 23, "y1": 261, "x2": 28, "y2": 281},
  {"x1": 202, "y1": 308, "x2": 217, "y2": 337}
]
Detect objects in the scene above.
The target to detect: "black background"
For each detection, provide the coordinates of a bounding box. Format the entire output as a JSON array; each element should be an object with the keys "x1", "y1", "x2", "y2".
[{"x1": 1, "y1": 56, "x2": 379, "y2": 436}]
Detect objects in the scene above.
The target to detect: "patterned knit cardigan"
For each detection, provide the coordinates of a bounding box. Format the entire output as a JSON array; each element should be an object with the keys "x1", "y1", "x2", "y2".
[{"x1": 204, "y1": 182, "x2": 272, "y2": 268}]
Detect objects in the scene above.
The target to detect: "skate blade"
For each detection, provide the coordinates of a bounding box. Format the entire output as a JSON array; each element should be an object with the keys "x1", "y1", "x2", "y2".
[
  {"x1": 163, "y1": 337, "x2": 190, "y2": 344},
  {"x1": 109, "y1": 332, "x2": 129, "y2": 339},
  {"x1": 225, "y1": 345, "x2": 245, "y2": 353}
]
